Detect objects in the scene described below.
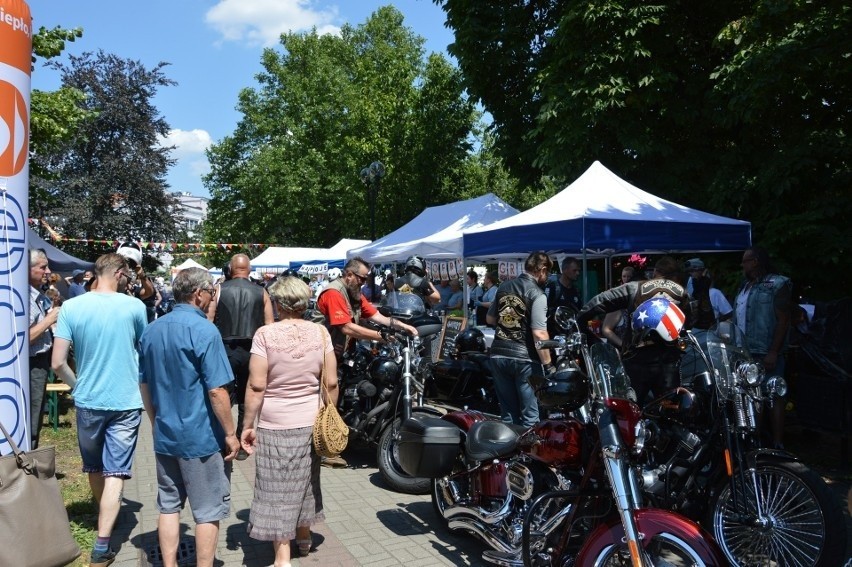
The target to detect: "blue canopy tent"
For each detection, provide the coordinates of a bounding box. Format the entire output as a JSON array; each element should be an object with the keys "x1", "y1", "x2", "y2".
[
  {"x1": 463, "y1": 161, "x2": 752, "y2": 300},
  {"x1": 464, "y1": 161, "x2": 751, "y2": 260},
  {"x1": 28, "y1": 228, "x2": 94, "y2": 273}
]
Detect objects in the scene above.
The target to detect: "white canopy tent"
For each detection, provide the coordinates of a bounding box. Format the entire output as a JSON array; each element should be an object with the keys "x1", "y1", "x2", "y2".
[
  {"x1": 173, "y1": 258, "x2": 208, "y2": 271},
  {"x1": 250, "y1": 238, "x2": 371, "y2": 273},
  {"x1": 347, "y1": 193, "x2": 519, "y2": 263}
]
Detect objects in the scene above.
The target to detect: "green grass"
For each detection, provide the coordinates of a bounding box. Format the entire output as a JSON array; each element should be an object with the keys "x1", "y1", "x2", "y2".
[{"x1": 40, "y1": 399, "x2": 96, "y2": 567}]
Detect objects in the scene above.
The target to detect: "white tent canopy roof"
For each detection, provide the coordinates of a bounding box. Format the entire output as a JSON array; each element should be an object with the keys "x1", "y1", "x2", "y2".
[
  {"x1": 463, "y1": 161, "x2": 751, "y2": 260},
  {"x1": 250, "y1": 238, "x2": 371, "y2": 271},
  {"x1": 347, "y1": 193, "x2": 519, "y2": 264},
  {"x1": 173, "y1": 258, "x2": 208, "y2": 271}
]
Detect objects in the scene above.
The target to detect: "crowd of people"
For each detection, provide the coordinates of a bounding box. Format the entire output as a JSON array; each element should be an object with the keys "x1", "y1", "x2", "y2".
[{"x1": 25, "y1": 243, "x2": 792, "y2": 566}]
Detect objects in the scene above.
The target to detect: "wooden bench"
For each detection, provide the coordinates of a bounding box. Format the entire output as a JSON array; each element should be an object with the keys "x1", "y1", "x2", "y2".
[{"x1": 45, "y1": 382, "x2": 72, "y2": 432}]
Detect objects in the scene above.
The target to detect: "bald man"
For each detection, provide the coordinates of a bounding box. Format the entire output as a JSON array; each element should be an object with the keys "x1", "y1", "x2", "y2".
[{"x1": 208, "y1": 254, "x2": 273, "y2": 459}]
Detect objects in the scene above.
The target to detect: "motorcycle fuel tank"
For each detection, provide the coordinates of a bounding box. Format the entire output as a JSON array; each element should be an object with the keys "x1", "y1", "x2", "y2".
[
  {"x1": 518, "y1": 419, "x2": 584, "y2": 467},
  {"x1": 643, "y1": 387, "x2": 704, "y2": 427}
]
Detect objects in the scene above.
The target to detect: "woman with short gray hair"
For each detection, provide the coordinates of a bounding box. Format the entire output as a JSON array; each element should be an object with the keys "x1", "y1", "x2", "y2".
[{"x1": 241, "y1": 275, "x2": 338, "y2": 565}]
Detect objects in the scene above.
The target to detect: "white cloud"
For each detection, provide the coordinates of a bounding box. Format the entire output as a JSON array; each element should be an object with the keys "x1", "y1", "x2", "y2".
[
  {"x1": 188, "y1": 158, "x2": 212, "y2": 177},
  {"x1": 206, "y1": 0, "x2": 341, "y2": 48},
  {"x1": 158, "y1": 129, "x2": 213, "y2": 158}
]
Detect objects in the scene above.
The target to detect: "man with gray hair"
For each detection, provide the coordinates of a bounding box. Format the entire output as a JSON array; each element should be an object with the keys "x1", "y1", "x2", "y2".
[
  {"x1": 28, "y1": 248, "x2": 60, "y2": 449},
  {"x1": 139, "y1": 267, "x2": 238, "y2": 567}
]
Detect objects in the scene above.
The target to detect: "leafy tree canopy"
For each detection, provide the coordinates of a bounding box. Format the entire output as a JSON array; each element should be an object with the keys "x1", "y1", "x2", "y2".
[
  {"x1": 33, "y1": 50, "x2": 180, "y2": 261},
  {"x1": 204, "y1": 6, "x2": 489, "y2": 252},
  {"x1": 435, "y1": 0, "x2": 850, "y2": 298}
]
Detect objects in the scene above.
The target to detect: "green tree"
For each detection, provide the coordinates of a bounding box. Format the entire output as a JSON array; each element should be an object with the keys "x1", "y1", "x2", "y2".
[
  {"x1": 435, "y1": 0, "x2": 850, "y2": 297},
  {"x1": 33, "y1": 50, "x2": 179, "y2": 260},
  {"x1": 29, "y1": 26, "x2": 91, "y2": 216},
  {"x1": 204, "y1": 6, "x2": 479, "y2": 249}
]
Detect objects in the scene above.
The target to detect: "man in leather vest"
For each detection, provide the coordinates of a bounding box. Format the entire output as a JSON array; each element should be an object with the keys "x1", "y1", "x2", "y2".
[
  {"x1": 576, "y1": 256, "x2": 693, "y2": 406},
  {"x1": 317, "y1": 257, "x2": 418, "y2": 363},
  {"x1": 486, "y1": 252, "x2": 554, "y2": 426},
  {"x1": 733, "y1": 246, "x2": 791, "y2": 448},
  {"x1": 208, "y1": 254, "x2": 273, "y2": 458}
]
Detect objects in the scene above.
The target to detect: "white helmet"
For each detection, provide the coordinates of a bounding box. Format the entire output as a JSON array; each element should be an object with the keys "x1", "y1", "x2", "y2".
[{"x1": 116, "y1": 242, "x2": 143, "y2": 266}]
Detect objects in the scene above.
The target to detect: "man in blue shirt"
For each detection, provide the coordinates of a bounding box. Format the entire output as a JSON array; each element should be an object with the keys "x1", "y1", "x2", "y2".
[
  {"x1": 139, "y1": 267, "x2": 238, "y2": 567},
  {"x1": 67, "y1": 269, "x2": 88, "y2": 298}
]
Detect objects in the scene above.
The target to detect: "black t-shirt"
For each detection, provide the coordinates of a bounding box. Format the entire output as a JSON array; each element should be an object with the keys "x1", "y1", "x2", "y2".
[{"x1": 546, "y1": 278, "x2": 581, "y2": 314}]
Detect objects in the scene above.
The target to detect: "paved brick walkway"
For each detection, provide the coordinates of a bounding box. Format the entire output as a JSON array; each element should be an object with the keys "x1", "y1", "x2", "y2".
[{"x1": 107, "y1": 413, "x2": 489, "y2": 566}]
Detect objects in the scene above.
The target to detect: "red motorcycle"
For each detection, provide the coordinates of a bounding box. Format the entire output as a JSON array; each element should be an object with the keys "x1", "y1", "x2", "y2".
[{"x1": 397, "y1": 308, "x2": 724, "y2": 566}]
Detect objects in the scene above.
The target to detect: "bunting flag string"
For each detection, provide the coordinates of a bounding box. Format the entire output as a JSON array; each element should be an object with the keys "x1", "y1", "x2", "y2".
[{"x1": 30, "y1": 218, "x2": 272, "y2": 251}]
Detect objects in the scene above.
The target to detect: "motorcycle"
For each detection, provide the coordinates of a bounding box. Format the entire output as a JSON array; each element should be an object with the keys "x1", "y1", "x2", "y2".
[
  {"x1": 337, "y1": 292, "x2": 444, "y2": 494},
  {"x1": 424, "y1": 326, "x2": 502, "y2": 416},
  {"x1": 641, "y1": 321, "x2": 848, "y2": 566},
  {"x1": 397, "y1": 307, "x2": 725, "y2": 566}
]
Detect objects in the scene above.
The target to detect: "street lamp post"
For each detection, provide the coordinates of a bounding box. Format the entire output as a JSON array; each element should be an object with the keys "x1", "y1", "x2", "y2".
[{"x1": 359, "y1": 161, "x2": 385, "y2": 302}]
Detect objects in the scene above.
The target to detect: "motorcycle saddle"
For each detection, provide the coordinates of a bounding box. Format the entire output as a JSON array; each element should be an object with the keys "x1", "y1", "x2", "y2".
[{"x1": 465, "y1": 420, "x2": 526, "y2": 461}]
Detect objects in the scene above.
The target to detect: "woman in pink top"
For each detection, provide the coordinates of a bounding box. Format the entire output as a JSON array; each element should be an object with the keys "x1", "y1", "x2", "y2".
[{"x1": 241, "y1": 276, "x2": 338, "y2": 567}]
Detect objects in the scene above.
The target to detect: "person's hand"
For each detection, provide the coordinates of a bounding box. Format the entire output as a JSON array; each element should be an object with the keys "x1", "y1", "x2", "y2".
[
  {"x1": 223, "y1": 433, "x2": 240, "y2": 461},
  {"x1": 45, "y1": 306, "x2": 60, "y2": 325},
  {"x1": 404, "y1": 323, "x2": 418, "y2": 336},
  {"x1": 239, "y1": 429, "x2": 256, "y2": 457},
  {"x1": 543, "y1": 363, "x2": 557, "y2": 377}
]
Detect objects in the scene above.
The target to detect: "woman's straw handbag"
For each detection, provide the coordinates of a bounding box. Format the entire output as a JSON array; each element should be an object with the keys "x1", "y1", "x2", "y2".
[{"x1": 312, "y1": 329, "x2": 349, "y2": 458}]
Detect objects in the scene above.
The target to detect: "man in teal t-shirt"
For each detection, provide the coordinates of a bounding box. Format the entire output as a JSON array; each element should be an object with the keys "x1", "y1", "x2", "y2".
[{"x1": 52, "y1": 252, "x2": 147, "y2": 567}]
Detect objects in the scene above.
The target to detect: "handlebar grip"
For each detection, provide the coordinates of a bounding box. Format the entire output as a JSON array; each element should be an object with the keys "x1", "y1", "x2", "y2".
[{"x1": 536, "y1": 340, "x2": 563, "y2": 349}]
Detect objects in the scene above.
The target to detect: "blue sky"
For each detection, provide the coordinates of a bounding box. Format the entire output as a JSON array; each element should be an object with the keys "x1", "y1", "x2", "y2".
[{"x1": 28, "y1": 0, "x2": 455, "y2": 198}]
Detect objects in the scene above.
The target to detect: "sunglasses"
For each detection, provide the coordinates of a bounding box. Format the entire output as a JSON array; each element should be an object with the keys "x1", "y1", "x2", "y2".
[
  {"x1": 200, "y1": 287, "x2": 217, "y2": 297},
  {"x1": 350, "y1": 272, "x2": 369, "y2": 283}
]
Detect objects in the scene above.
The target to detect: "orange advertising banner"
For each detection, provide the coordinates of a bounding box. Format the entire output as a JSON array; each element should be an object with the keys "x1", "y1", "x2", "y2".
[
  {"x1": 0, "y1": 0, "x2": 32, "y2": 451},
  {"x1": 0, "y1": 0, "x2": 31, "y2": 73}
]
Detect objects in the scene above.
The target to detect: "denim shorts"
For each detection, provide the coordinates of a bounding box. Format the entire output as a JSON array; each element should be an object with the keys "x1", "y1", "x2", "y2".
[
  {"x1": 155, "y1": 452, "x2": 232, "y2": 523},
  {"x1": 76, "y1": 408, "x2": 142, "y2": 477}
]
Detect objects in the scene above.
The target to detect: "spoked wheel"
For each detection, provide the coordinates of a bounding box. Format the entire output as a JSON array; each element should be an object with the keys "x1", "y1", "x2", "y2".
[
  {"x1": 589, "y1": 532, "x2": 711, "y2": 566},
  {"x1": 710, "y1": 461, "x2": 847, "y2": 567}
]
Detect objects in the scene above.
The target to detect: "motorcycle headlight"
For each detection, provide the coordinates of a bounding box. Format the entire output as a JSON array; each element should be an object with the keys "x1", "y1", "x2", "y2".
[
  {"x1": 741, "y1": 362, "x2": 764, "y2": 386},
  {"x1": 763, "y1": 376, "x2": 788, "y2": 398}
]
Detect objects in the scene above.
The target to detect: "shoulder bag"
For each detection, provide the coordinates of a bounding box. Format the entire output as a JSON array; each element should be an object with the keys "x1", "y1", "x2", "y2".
[
  {"x1": 0, "y1": 420, "x2": 81, "y2": 567},
  {"x1": 312, "y1": 327, "x2": 349, "y2": 458}
]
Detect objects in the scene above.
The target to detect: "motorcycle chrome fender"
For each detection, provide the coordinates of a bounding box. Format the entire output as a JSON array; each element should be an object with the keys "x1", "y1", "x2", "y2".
[{"x1": 573, "y1": 508, "x2": 726, "y2": 566}]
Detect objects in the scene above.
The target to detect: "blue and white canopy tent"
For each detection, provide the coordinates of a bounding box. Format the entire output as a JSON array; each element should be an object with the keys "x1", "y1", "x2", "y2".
[
  {"x1": 250, "y1": 238, "x2": 370, "y2": 274},
  {"x1": 463, "y1": 161, "x2": 751, "y2": 261},
  {"x1": 347, "y1": 193, "x2": 519, "y2": 264},
  {"x1": 463, "y1": 161, "x2": 752, "y2": 299}
]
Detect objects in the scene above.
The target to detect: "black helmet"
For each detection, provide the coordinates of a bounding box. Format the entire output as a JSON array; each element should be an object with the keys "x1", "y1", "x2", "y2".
[
  {"x1": 455, "y1": 328, "x2": 486, "y2": 355},
  {"x1": 404, "y1": 255, "x2": 426, "y2": 277},
  {"x1": 534, "y1": 362, "x2": 589, "y2": 411},
  {"x1": 368, "y1": 357, "x2": 400, "y2": 387}
]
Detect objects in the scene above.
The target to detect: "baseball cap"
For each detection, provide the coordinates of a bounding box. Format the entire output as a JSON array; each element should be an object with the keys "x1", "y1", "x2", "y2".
[
  {"x1": 683, "y1": 258, "x2": 705, "y2": 271},
  {"x1": 72, "y1": 269, "x2": 86, "y2": 278}
]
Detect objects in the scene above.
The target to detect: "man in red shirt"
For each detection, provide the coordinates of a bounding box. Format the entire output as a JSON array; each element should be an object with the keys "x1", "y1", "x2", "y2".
[
  {"x1": 317, "y1": 257, "x2": 417, "y2": 362},
  {"x1": 316, "y1": 257, "x2": 418, "y2": 467}
]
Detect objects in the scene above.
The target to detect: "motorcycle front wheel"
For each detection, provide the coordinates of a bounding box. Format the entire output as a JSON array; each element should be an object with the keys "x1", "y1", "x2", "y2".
[
  {"x1": 376, "y1": 415, "x2": 432, "y2": 495},
  {"x1": 586, "y1": 533, "x2": 712, "y2": 567},
  {"x1": 710, "y1": 460, "x2": 847, "y2": 567}
]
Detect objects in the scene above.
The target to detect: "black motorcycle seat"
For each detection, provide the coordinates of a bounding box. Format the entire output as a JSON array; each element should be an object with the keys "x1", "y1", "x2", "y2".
[{"x1": 465, "y1": 420, "x2": 525, "y2": 461}]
